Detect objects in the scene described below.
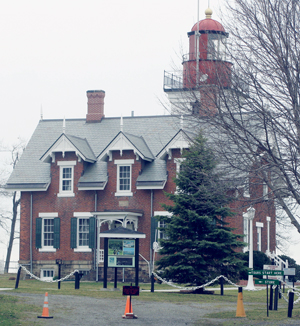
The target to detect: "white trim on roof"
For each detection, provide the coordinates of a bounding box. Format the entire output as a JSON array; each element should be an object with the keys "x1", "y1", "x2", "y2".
[
  {"x1": 98, "y1": 132, "x2": 151, "y2": 162},
  {"x1": 77, "y1": 180, "x2": 107, "y2": 191},
  {"x1": 100, "y1": 233, "x2": 146, "y2": 239},
  {"x1": 156, "y1": 130, "x2": 190, "y2": 160},
  {"x1": 40, "y1": 134, "x2": 95, "y2": 163},
  {"x1": 5, "y1": 184, "x2": 50, "y2": 192},
  {"x1": 136, "y1": 181, "x2": 166, "y2": 190}
]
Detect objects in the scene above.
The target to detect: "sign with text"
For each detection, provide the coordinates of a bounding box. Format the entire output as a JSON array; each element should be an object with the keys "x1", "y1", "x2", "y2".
[
  {"x1": 108, "y1": 239, "x2": 135, "y2": 268},
  {"x1": 255, "y1": 279, "x2": 280, "y2": 285},
  {"x1": 123, "y1": 286, "x2": 140, "y2": 296},
  {"x1": 263, "y1": 265, "x2": 282, "y2": 279},
  {"x1": 248, "y1": 270, "x2": 283, "y2": 276},
  {"x1": 283, "y1": 268, "x2": 296, "y2": 276}
]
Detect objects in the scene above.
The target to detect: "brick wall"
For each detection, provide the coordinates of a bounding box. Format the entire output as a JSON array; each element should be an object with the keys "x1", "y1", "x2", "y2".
[{"x1": 19, "y1": 147, "x2": 276, "y2": 280}]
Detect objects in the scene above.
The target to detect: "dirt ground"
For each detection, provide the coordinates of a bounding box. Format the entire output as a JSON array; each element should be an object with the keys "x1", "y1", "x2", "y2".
[{"x1": 2, "y1": 291, "x2": 300, "y2": 326}]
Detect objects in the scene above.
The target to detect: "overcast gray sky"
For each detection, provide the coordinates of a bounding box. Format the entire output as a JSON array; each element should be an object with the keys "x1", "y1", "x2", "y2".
[{"x1": 0, "y1": 0, "x2": 222, "y2": 146}]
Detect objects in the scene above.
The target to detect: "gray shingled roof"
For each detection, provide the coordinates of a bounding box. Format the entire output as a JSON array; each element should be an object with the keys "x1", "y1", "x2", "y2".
[
  {"x1": 65, "y1": 134, "x2": 97, "y2": 162},
  {"x1": 6, "y1": 115, "x2": 186, "y2": 189},
  {"x1": 123, "y1": 132, "x2": 154, "y2": 161},
  {"x1": 6, "y1": 112, "x2": 254, "y2": 191},
  {"x1": 136, "y1": 159, "x2": 167, "y2": 188},
  {"x1": 77, "y1": 161, "x2": 108, "y2": 190}
]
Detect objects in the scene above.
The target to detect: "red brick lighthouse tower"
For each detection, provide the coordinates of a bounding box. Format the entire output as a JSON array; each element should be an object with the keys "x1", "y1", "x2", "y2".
[{"x1": 164, "y1": 8, "x2": 232, "y2": 114}]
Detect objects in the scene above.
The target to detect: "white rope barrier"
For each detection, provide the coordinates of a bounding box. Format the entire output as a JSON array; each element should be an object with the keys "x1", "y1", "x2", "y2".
[
  {"x1": 20, "y1": 265, "x2": 79, "y2": 283},
  {"x1": 278, "y1": 281, "x2": 300, "y2": 305},
  {"x1": 152, "y1": 272, "x2": 270, "y2": 291},
  {"x1": 152, "y1": 272, "x2": 243, "y2": 291}
]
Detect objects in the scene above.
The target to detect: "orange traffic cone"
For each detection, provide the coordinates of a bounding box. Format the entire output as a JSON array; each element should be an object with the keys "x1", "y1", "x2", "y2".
[
  {"x1": 122, "y1": 296, "x2": 137, "y2": 319},
  {"x1": 37, "y1": 292, "x2": 53, "y2": 319},
  {"x1": 236, "y1": 287, "x2": 246, "y2": 317}
]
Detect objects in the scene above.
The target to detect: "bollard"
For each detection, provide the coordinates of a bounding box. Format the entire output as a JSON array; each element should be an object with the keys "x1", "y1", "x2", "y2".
[
  {"x1": 220, "y1": 276, "x2": 224, "y2": 296},
  {"x1": 75, "y1": 272, "x2": 79, "y2": 289},
  {"x1": 274, "y1": 285, "x2": 278, "y2": 310},
  {"x1": 151, "y1": 273, "x2": 154, "y2": 293},
  {"x1": 288, "y1": 291, "x2": 294, "y2": 318},
  {"x1": 15, "y1": 266, "x2": 21, "y2": 289},
  {"x1": 269, "y1": 285, "x2": 273, "y2": 310}
]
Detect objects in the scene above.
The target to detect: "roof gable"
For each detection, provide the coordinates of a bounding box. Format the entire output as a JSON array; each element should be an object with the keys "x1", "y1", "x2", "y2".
[
  {"x1": 40, "y1": 133, "x2": 96, "y2": 163},
  {"x1": 156, "y1": 129, "x2": 191, "y2": 160},
  {"x1": 98, "y1": 131, "x2": 154, "y2": 162}
]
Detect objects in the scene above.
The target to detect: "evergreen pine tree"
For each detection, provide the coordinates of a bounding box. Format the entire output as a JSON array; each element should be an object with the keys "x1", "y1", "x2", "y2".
[{"x1": 156, "y1": 134, "x2": 246, "y2": 285}]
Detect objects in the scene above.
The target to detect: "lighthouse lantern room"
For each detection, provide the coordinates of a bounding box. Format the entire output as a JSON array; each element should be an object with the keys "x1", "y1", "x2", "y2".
[{"x1": 164, "y1": 8, "x2": 232, "y2": 113}]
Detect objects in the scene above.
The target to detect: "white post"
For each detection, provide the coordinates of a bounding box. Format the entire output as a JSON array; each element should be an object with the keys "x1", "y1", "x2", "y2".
[
  {"x1": 266, "y1": 216, "x2": 271, "y2": 253},
  {"x1": 96, "y1": 218, "x2": 101, "y2": 282},
  {"x1": 245, "y1": 206, "x2": 256, "y2": 290}
]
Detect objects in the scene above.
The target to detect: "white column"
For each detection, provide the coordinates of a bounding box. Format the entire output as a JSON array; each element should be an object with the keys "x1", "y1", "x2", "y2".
[
  {"x1": 245, "y1": 207, "x2": 256, "y2": 290},
  {"x1": 266, "y1": 216, "x2": 271, "y2": 253}
]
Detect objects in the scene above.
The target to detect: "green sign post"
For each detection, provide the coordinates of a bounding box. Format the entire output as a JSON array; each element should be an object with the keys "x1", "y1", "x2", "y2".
[{"x1": 248, "y1": 269, "x2": 282, "y2": 317}]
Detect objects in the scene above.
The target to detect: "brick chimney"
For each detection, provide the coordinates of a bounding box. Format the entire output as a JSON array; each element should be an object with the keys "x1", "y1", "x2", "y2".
[{"x1": 86, "y1": 90, "x2": 105, "y2": 123}]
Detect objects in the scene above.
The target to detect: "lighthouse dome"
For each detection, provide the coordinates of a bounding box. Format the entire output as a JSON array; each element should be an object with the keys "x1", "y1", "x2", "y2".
[{"x1": 191, "y1": 8, "x2": 226, "y2": 33}]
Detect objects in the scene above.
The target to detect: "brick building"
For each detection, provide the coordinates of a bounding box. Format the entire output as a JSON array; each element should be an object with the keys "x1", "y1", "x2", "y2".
[{"x1": 5, "y1": 8, "x2": 276, "y2": 282}]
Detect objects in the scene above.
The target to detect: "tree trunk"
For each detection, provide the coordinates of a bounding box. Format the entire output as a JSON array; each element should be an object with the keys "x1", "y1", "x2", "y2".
[{"x1": 4, "y1": 191, "x2": 20, "y2": 273}]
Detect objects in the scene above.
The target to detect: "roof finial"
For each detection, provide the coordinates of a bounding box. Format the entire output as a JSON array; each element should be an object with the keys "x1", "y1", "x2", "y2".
[
  {"x1": 40, "y1": 105, "x2": 43, "y2": 120},
  {"x1": 120, "y1": 115, "x2": 123, "y2": 132},
  {"x1": 180, "y1": 115, "x2": 184, "y2": 129},
  {"x1": 63, "y1": 117, "x2": 66, "y2": 134},
  {"x1": 205, "y1": 7, "x2": 213, "y2": 19}
]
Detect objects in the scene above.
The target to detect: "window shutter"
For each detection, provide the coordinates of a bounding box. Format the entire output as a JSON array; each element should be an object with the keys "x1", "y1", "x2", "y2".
[
  {"x1": 70, "y1": 217, "x2": 77, "y2": 248},
  {"x1": 36, "y1": 218, "x2": 42, "y2": 249},
  {"x1": 53, "y1": 218, "x2": 60, "y2": 249},
  {"x1": 89, "y1": 217, "x2": 96, "y2": 249}
]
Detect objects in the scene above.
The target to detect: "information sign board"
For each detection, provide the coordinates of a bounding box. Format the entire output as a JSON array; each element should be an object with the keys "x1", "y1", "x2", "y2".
[{"x1": 108, "y1": 239, "x2": 135, "y2": 268}]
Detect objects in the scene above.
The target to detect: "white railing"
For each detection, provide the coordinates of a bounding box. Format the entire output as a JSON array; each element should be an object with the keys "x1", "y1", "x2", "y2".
[{"x1": 266, "y1": 251, "x2": 288, "y2": 269}]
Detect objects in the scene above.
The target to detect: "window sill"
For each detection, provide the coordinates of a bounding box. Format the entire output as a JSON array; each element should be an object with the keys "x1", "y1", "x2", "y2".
[
  {"x1": 57, "y1": 192, "x2": 75, "y2": 197},
  {"x1": 115, "y1": 192, "x2": 133, "y2": 197},
  {"x1": 38, "y1": 248, "x2": 57, "y2": 253},
  {"x1": 74, "y1": 248, "x2": 92, "y2": 253}
]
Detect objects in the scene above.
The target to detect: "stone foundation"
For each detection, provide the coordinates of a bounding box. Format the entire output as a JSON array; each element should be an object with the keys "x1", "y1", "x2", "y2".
[{"x1": 18, "y1": 260, "x2": 150, "y2": 283}]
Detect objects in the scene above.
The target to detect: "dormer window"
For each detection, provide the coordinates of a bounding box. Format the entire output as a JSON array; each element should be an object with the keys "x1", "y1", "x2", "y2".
[
  {"x1": 114, "y1": 159, "x2": 134, "y2": 196},
  {"x1": 57, "y1": 161, "x2": 76, "y2": 197}
]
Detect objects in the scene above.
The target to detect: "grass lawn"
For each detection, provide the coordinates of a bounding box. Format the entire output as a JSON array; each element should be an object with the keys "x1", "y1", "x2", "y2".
[{"x1": 1, "y1": 273, "x2": 300, "y2": 325}]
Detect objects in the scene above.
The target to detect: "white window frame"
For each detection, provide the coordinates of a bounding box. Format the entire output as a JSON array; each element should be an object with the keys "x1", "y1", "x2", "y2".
[
  {"x1": 38, "y1": 212, "x2": 58, "y2": 252},
  {"x1": 158, "y1": 220, "x2": 168, "y2": 240},
  {"x1": 263, "y1": 182, "x2": 269, "y2": 199},
  {"x1": 114, "y1": 159, "x2": 134, "y2": 196},
  {"x1": 256, "y1": 222, "x2": 264, "y2": 251},
  {"x1": 174, "y1": 158, "x2": 185, "y2": 175},
  {"x1": 244, "y1": 178, "x2": 250, "y2": 198},
  {"x1": 40, "y1": 269, "x2": 55, "y2": 281},
  {"x1": 57, "y1": 161, "x2": 76, "y2": 197},
  {"x1": 154, "y1": 211, "x2": 172, "y2": 241},
  {"x1": 73, "y1": 212, "x2": 92, "y2": 252}
]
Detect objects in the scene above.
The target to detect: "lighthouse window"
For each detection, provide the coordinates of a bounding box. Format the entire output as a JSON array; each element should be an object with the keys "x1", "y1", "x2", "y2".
[{"x1": 207, "y1": 34, "x2": 226, "y2": 60}]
